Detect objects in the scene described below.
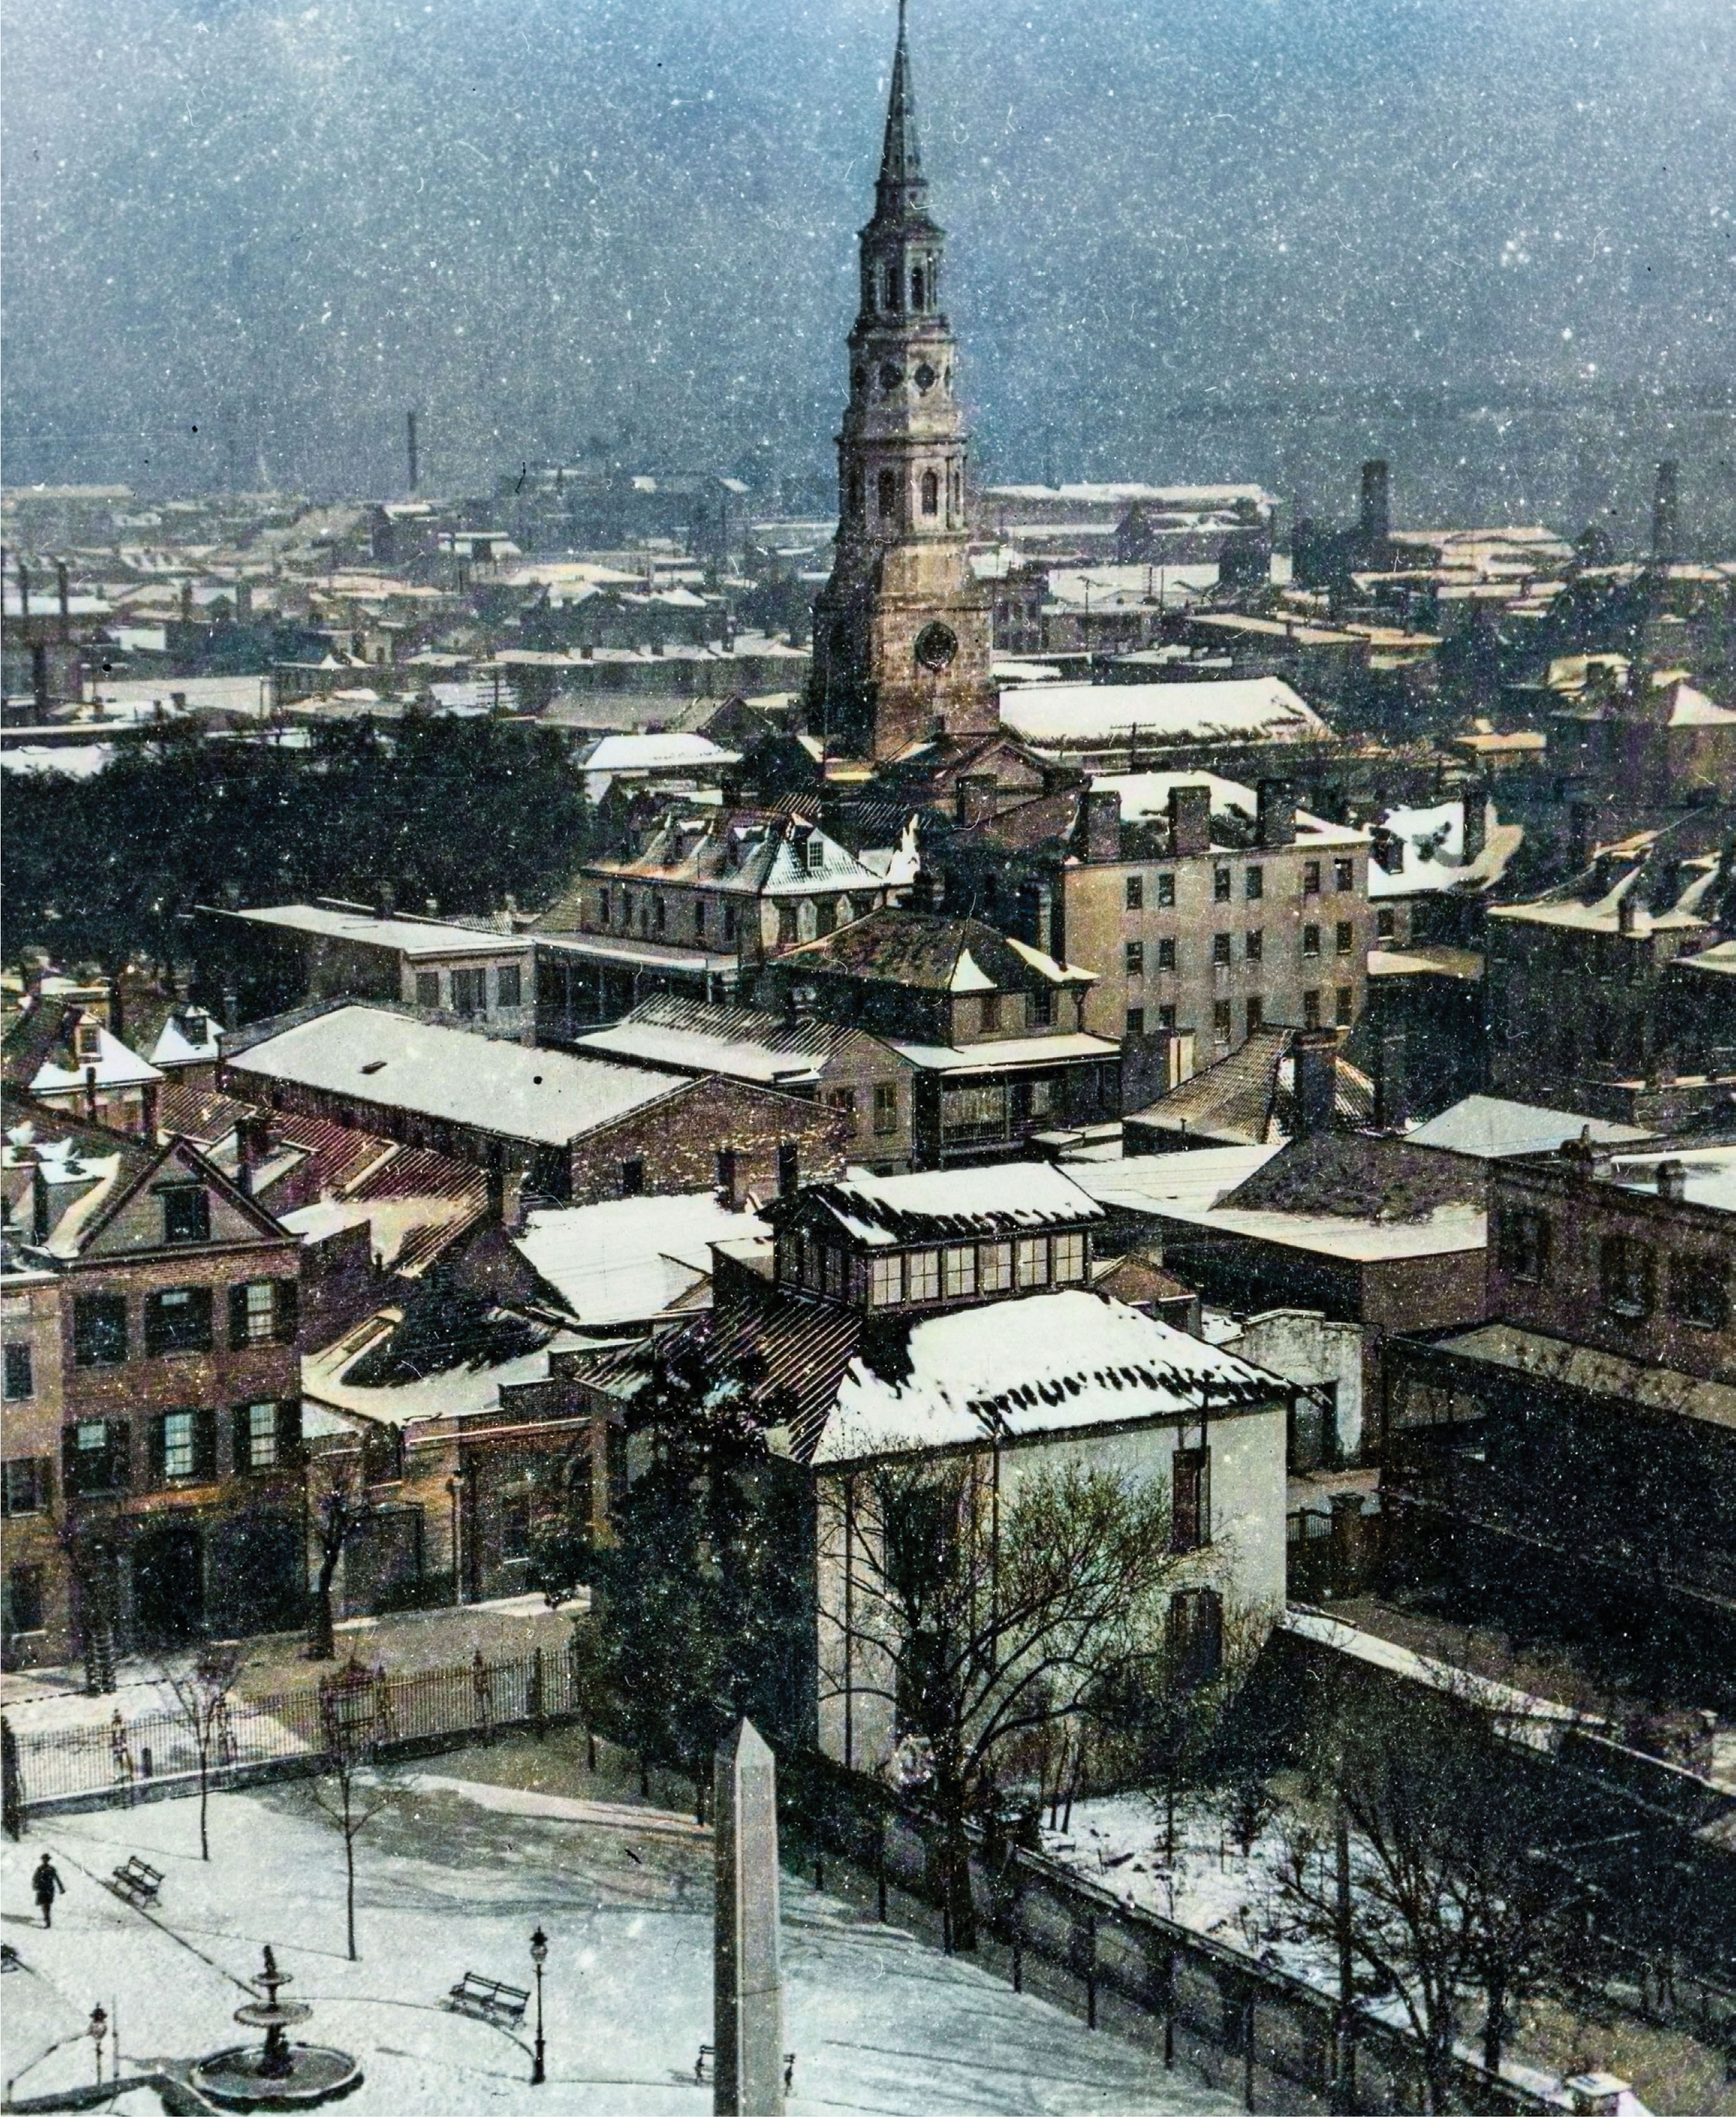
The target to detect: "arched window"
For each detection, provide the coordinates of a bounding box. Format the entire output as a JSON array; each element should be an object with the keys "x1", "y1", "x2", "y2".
[
  {"x1": 848, "y1": 470, "x2": 863, "y2": 517},
  {"x1": 883, "y1": 265, "x2": 900, "y2": 311},
  {"x1": 911, "y1": 265, "x2": 925, "y2": 310},
  {"x1": 878, "y1": 469, "x2": 897, "y2": 519},
  {"x1": 920, "y1": 469, "x2": 939, "y2": 516}
]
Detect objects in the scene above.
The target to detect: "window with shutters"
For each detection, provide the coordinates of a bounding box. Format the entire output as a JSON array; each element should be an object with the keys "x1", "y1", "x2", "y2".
[
  {"x1": 64, "y1": 1418, "x2": 128, "y2": 1495},
  {"x1": 152, "y1": 1408, "x2": 215, "y2": 1486},
  {"x1": 236, "y1": 1280, "x2": 277, "y2": 1346},
  {"x1": 1171, "y1": 1448, "x2": 1211, "y2": 1551},
  {"x1": 162, "y1": 1185, "x2": 210, "y2": 1245},
  {"x1": 240, "y1": 1402, "x2": 281, "y2": 1472},
  {"x1": 146, "y1": 1287, "x2": 213, "y2": 1357}
]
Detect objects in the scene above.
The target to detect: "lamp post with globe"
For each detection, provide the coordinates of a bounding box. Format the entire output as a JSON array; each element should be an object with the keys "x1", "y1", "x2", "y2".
[{"x1": 529, "y1": 1927, "x2": 549, "y2": 2085}]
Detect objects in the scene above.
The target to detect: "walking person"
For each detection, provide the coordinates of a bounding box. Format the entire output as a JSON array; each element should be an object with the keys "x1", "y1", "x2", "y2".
[{"x1": 32, "y1": 1852, "x2": 65, "y2": 1928}]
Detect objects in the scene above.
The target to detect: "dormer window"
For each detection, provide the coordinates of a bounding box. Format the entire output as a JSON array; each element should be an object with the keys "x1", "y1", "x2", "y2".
[
  {"x1": 805, "y1": 835, "x2": 826, "y2": 873},
  {"x1": 74, "y1": 1020, "x2": 103, "y2": 1064}
]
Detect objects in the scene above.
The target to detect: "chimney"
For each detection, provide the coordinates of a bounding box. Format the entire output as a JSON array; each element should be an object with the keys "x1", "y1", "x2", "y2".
[
  {"x1": 1461, "y1": 785, "x2": 1489, "y2": 864},
  {"x1": 179, "y1": 579, "x2": 193, "y2": 625},
  {"x1": 32, "y1": 1163, "x2": 51, "y2": 1246},
  {"x1": 1359, "y1": 459, "x2": 1390, "y2": 549},
  {"x1": 956, "y1": 774, "x2": 998, "y2": 828},
  {"x1": 1256, "y1": 778, "x2": 1296, "y2": 848},
  {"x1": 909, "y1": 866, "x2": 939, "y2": 913},
  {"x1": 407, "y1": 409, "x2": 419, "y2": 495},
  {"x1": 84, "y1": 1063, "x2": 100, "y2": 1124},
  {"x1": 1568, "y1": 800, "x2": 1594, "y2": 873},
  {"x1": 716, "y1": 1145, "x2": 740, "y2": 1212},
  {"x1": 1617, "y1": 890, "x2": 1638, "y2": 937},
  {"x1": 1655, "y1": 1159, "x2": 1688, "y2": 1204},
  {"x1": 379, "y1": 881, "x2": 396, "y2": 916},
  {"x1": 221, "y1": 986, "x2": 239, "y2": 1032},
  {"x1": 1292, "y1": 1030, "x2": 1338, "y2": 1137},
  {"x1": 1565, "y1": 2076, "x2": 1631, "y2": 2117},
  {"x1": 1168, "y1": 783, "x2": 1211, "y2": 859},
  {"x1": 1651, "y1": 462, "x2": 1680, "y2": 563},
  {"x1": 1081, "y1": 788, "x2": 1123, "y2": 863},
  {"x1": 141, "y1": 1079, "x2": 160, "y2": 1141},
  {"x1": 1373, "y1": 1028, "x2": 1408, "y2": 1131},
  {"x1": 56, "y1": 561, "x2": 70, "y2": 642},
  {"x1": 16, "y1": 559, "x2": 30, "y2": 620}
]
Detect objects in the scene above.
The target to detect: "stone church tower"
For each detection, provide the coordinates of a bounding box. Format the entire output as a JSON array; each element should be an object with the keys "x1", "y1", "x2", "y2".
[{"x1": 806, "y1": 2, "x2": 997, "y2": 762}]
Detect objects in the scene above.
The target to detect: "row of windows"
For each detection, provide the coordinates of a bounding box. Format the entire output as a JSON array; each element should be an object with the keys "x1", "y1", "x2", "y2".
[
  {"x1": 776, "y1": 1228, "x2": 1090, "y2": 1307},
  {"x1": 1498, "y1": 1208, "x2": 1729, "y2": 1329},
  {"x1": 414, "y1": 963, "x2": 521, "y2": 1015},
  {"x1": 69, "y1": 1280, "x2": 298, "y2": 1369},
  {"x1": 1123, "y1": 923, "x2": 1356, "y2": 977},
  {"x1": 1126, "y1": 989, "x2": 1354, "y2": 1039},
  {"x1": 15, "y1": 1401, "x2": 303, "y2": 1505},
  {"x1": 1124, "y1": 857, "x2": 1356, "y2": 911},
  {"x1": 824, "y1": 1081, "x2": 902, "y2": 1138},
  {"x1": 868, "y1": 255, "x2": 937, "y2": 313},
  {"x1": 847, "y1": 464, "x2": 963, "y2": 524}
]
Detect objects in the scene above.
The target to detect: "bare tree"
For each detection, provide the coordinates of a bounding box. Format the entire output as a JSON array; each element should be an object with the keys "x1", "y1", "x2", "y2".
[
  {"x1": 156, "y1": 1641, "x2": 248, "y2": 1862},
  {"x1": 306, "y1": 1461, "x2": 374, "y2": 1662},
  {"x1": 826, "y1": 1450, "x2": 1196, "y2": 1951},
  {"x1": 305, "y1": 1658, "x2": 393, "y2": 1960}
]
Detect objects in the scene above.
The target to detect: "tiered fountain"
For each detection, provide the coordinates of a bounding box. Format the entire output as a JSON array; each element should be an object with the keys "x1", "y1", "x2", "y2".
[{"x1": 191, "y1": 1946, "x2": 363, "y2": 2109}]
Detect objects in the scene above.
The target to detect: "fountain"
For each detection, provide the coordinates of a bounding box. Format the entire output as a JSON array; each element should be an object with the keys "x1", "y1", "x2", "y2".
[{"x1": 190, "y1": 1946, "x2": 363, "y2": 2109}]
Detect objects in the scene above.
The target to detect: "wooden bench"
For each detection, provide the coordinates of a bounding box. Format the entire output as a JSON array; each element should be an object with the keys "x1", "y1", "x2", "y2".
[
  {"x1": 109, "y1": 1856, "x2": 162, "y2": 1909},
  {"x1": 447, "y1": 1971, "x2": 529, "y2": 2028},
  {"x1": 696, "y1": 2047, "x2": 796, "y2": 2090}
]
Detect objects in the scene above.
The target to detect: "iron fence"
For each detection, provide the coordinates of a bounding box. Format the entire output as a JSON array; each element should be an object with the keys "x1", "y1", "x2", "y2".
[{"x1": 2, "y1": 1643, "x2": 583, "y2": 1814}]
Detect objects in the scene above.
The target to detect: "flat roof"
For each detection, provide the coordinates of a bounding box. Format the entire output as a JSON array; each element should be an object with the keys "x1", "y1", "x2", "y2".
[
  {"x1": 232, "y1": 904, "x2": 530, "y2": 960},
  {"x1": 226, "y1": 1005, "x2": 681, "y2": 1146},
  {"x1": 885, "y1": 1031, "x2": 1121, "y2": 1074}
]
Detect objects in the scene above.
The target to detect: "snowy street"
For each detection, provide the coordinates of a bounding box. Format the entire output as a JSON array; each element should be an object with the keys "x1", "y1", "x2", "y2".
[{"x1": 1, "y1": 1773, "x2": 1243, "y2": 2116}]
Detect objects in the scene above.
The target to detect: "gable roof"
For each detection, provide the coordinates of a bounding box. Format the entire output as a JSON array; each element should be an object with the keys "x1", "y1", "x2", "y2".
[
  {"x1": 4, "y1": 997, "x2": 162, "y2": 1097},
  {"x1": 573, "y1": 994, "x2": 895, "y2": 1088},
  {"x1": 1126, "y1": 1028, "x2": 1373, "y2": 1146},
  {"x1": 1221, "y1": 1131, "x2": 1485, "y2": 1224},
  {"x1": 773, "y1": 1163, "x2": 1104, "y2": 1249},
  {"x1": 1407, "y1": 1095, "x2": 1656, "y2": 1161},
  {"x1": 778, "y1": 906, "x2": 1092, "y2": 991}
]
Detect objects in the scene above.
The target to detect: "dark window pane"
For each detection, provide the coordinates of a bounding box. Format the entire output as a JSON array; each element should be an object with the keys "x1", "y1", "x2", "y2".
[{"x1": 162, "y1": 1187, "x2": 211, "y2": 1245}]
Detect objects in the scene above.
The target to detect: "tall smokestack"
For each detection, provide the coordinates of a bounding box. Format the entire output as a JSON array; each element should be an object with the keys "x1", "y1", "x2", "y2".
[
  {"x1": 56, "y1": 561, "x2": 70, "y2": 642},
  {"x1": 1359, "y1": 460, "x2": 1390, "y2": 551},
  {"x1": 1651, "y1": 460, "x2": 1680, "y2": 563},
  {"x1": 407, "y1": 410, "x2": 419, "y2": 496}
]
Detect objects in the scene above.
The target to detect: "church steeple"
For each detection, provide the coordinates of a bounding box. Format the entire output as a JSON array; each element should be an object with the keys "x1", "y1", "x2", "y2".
[
  {"x1": 804, "y1": 1, "x2": 997, "y2": 761},
  {"x1": 875, "y1": 1, "x2": 924, "y2": 219}
]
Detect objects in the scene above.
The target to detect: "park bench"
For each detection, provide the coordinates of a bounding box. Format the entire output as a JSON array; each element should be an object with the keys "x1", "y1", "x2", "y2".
[
  {"x1": 109, "y1": 1856, "x2": 162, "y2": 1909},
  {"x1": 695, "y1": 2046, "x2": 796, "y2": 2090},
  {"x1": 447, "y1": 1970, "x2": 529, "y2": 2028}
]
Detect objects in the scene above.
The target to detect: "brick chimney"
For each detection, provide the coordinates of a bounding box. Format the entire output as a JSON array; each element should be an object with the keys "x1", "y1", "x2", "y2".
[
  {"x1": 1655, "y1": 1159, "x2": 1688, "y2": 1203},
  {"x1": 956, "y1": 774, "x2": 998, "y2": 828},
  {"x1": 1462, "y1": 785, "x2": 1489, "y2": 864},
  {"x1": 1081, "y1": 788, "x2": 1123, "y2": 863},
  {"x1": 1292, "y1": 1030, "x2": 1338, "y2": 1136},
  {"x1": 1256, "y1": 778, "x2": 1296, "y2": 848},
  {"x1": 1168, "y1": 784, "x2": 1211, "y2": 859}
]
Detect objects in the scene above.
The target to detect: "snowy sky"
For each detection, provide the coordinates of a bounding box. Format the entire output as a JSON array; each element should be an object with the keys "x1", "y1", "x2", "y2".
[{"x1": 3, "y1": 0, "x2": 1732, "y2": 525}]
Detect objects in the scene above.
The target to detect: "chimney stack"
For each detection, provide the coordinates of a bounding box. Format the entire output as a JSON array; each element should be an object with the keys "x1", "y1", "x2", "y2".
[
  {"x1": 1292, "y1": 1030, "x2": 1338, "y2": 1137},
  {"x1": 1167, "y1": 783, "x2": 1211, "y2": 859},
  {"x1": 407, "y1": 410, "x2": 419, "y2": 496},
  {"x1": 1461, "y1": 785, "x2": 1489, "y2": 865},
  {"x1": 56, "y1": 561, "x2": 70, "y2": 642},
  {"x1": 1256, "y1": 778, "x2": 1296, "y2": 849},
  {"x1": 1651, "y1": 461, "x2": 1680, "y2": 563},
  {"x1": 1359, "y1": 460, "x2": 1390, "y2": 550},
  {"x1": 1083, "y1": 788, "x2": 1123, "y2": 863},
  {"x1": 956, "y1": 774, "x2": 998, "y2": 828},
  {"x1": 1655, "y1": 1159, "x2": 1688, "y2": 1204}
]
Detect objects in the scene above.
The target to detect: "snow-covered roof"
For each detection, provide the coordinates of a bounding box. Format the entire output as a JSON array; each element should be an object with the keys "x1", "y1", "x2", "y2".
[
  {"x1": 574, "y1": 996, "x2": 877, "y2": 1088},
  {"x1": 1600, "y1": 1144, "x2": 1736, "y2": 1215},
  {"x1": 1142, "y1": 1194, "x2": 1487, "y2": 1263},
  {"x1": 1000, "y1": 677, "x2": 1331, "y2": 750},
  {"x1": 581, "y1": 731, "x2": 739, "y2": 773},
  {"x1": 31, "y1": 1021, "x2": 163, "y2": 1095},
  {"x1": 813, "y1": 1288, "x2": 1279, "y2": 1462},
  {"x1": 1093, "y1": 769, "x2": 1367, "y2": 849},
  {"x1": 150, "y1": 1009, "x2": 223, "y2": 1068},
  {"x1": 302, "y1": 1311, "x2": 559, "y2": 1430},
  {"x1": 226, "y1": 1006, "x2": 679, "y2": 1147},
  {"x1": 231, "y1": 904, "x2": 530, "y2": 960},
  {"x1": 1367, "y1": 799, "x2": 1523, "y2": 899},
  {"x1": 789, "y1": 1163, "x2": 1104, "y2": 1249},
  {"x1": 886, "y1": 1031, "x2": 1122, "y2": 1073},
  {"x1": 1408, "y1": 1095, "x2": 1654, "y2": 1161},
  {"x1": 0, "y1": 744, "x2": 115, "y2": 779},
  {"x1": 1067, "y1": 1143, "x2": 1286, "y2": 1216},
  {"x1": 514, "y1": 1190, "x2": 774, "y2": 1326}
]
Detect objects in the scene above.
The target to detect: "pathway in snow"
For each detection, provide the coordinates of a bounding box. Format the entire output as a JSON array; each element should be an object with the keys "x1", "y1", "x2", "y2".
[{"x1": 1, "y1": 1776, "x2": 1242, "y2": 2116}]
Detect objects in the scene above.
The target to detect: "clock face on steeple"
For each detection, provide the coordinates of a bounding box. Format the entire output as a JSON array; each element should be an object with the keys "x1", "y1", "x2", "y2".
[{"x1": 915, "y1": 622, "x2": 959, "y2": 672}]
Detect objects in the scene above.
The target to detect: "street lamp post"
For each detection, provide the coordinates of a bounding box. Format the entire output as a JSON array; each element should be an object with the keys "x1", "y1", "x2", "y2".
[
  {"x1": 528, "y1": 1927, "x2": 548, "y2": 2086},
  {"x1": 88, "y1": 2005, "x2": 108, "y2": 2087}
]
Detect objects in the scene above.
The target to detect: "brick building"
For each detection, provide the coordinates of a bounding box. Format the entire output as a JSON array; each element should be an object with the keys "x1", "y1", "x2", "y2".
[
  {"x1": 1, "y1": 1104, "x2": 304, "y2": 1667},
  {"x1": 1385, "y1": 1139, "x2": 1736, "y2": 1671},
  {"x1": 760, "y1": 906, "x2": 1120, "y2": 1166},
  {"x1": 224, "y1": 1005, "x2": 851, "y2": 1209}
]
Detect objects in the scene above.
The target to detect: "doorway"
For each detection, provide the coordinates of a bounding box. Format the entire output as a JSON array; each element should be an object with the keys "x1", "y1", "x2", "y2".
[{"x1": 133, "y1": 1524, "x2": 206, "y2": 1646}]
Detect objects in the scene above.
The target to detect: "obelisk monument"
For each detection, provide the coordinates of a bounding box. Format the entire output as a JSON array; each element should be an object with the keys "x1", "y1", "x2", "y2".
[{"x1": 714, "y1": 1719, "x2": 785, "y2": 2117}]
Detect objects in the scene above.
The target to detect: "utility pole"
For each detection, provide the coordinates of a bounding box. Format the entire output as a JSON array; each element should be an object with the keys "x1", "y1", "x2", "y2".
[{"x1": 407, "y1": 411, "x2": 419, "y2": 497}]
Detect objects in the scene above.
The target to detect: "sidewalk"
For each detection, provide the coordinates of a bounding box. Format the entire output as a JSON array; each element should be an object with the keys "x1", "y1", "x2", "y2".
[{"x1": 1, "y1": 1591, "x2": 582, "y2": 1735}]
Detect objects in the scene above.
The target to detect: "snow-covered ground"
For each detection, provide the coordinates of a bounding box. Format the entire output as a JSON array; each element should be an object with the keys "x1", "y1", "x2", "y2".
[{"x1": 1, "y1": 1777, "x2": 1243, "y2": 2116}]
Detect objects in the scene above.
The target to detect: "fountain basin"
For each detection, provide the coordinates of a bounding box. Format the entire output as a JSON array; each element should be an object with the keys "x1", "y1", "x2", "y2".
[{"x1": 190, "y1": 2043, "x2": 364, "y2": 2110}]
